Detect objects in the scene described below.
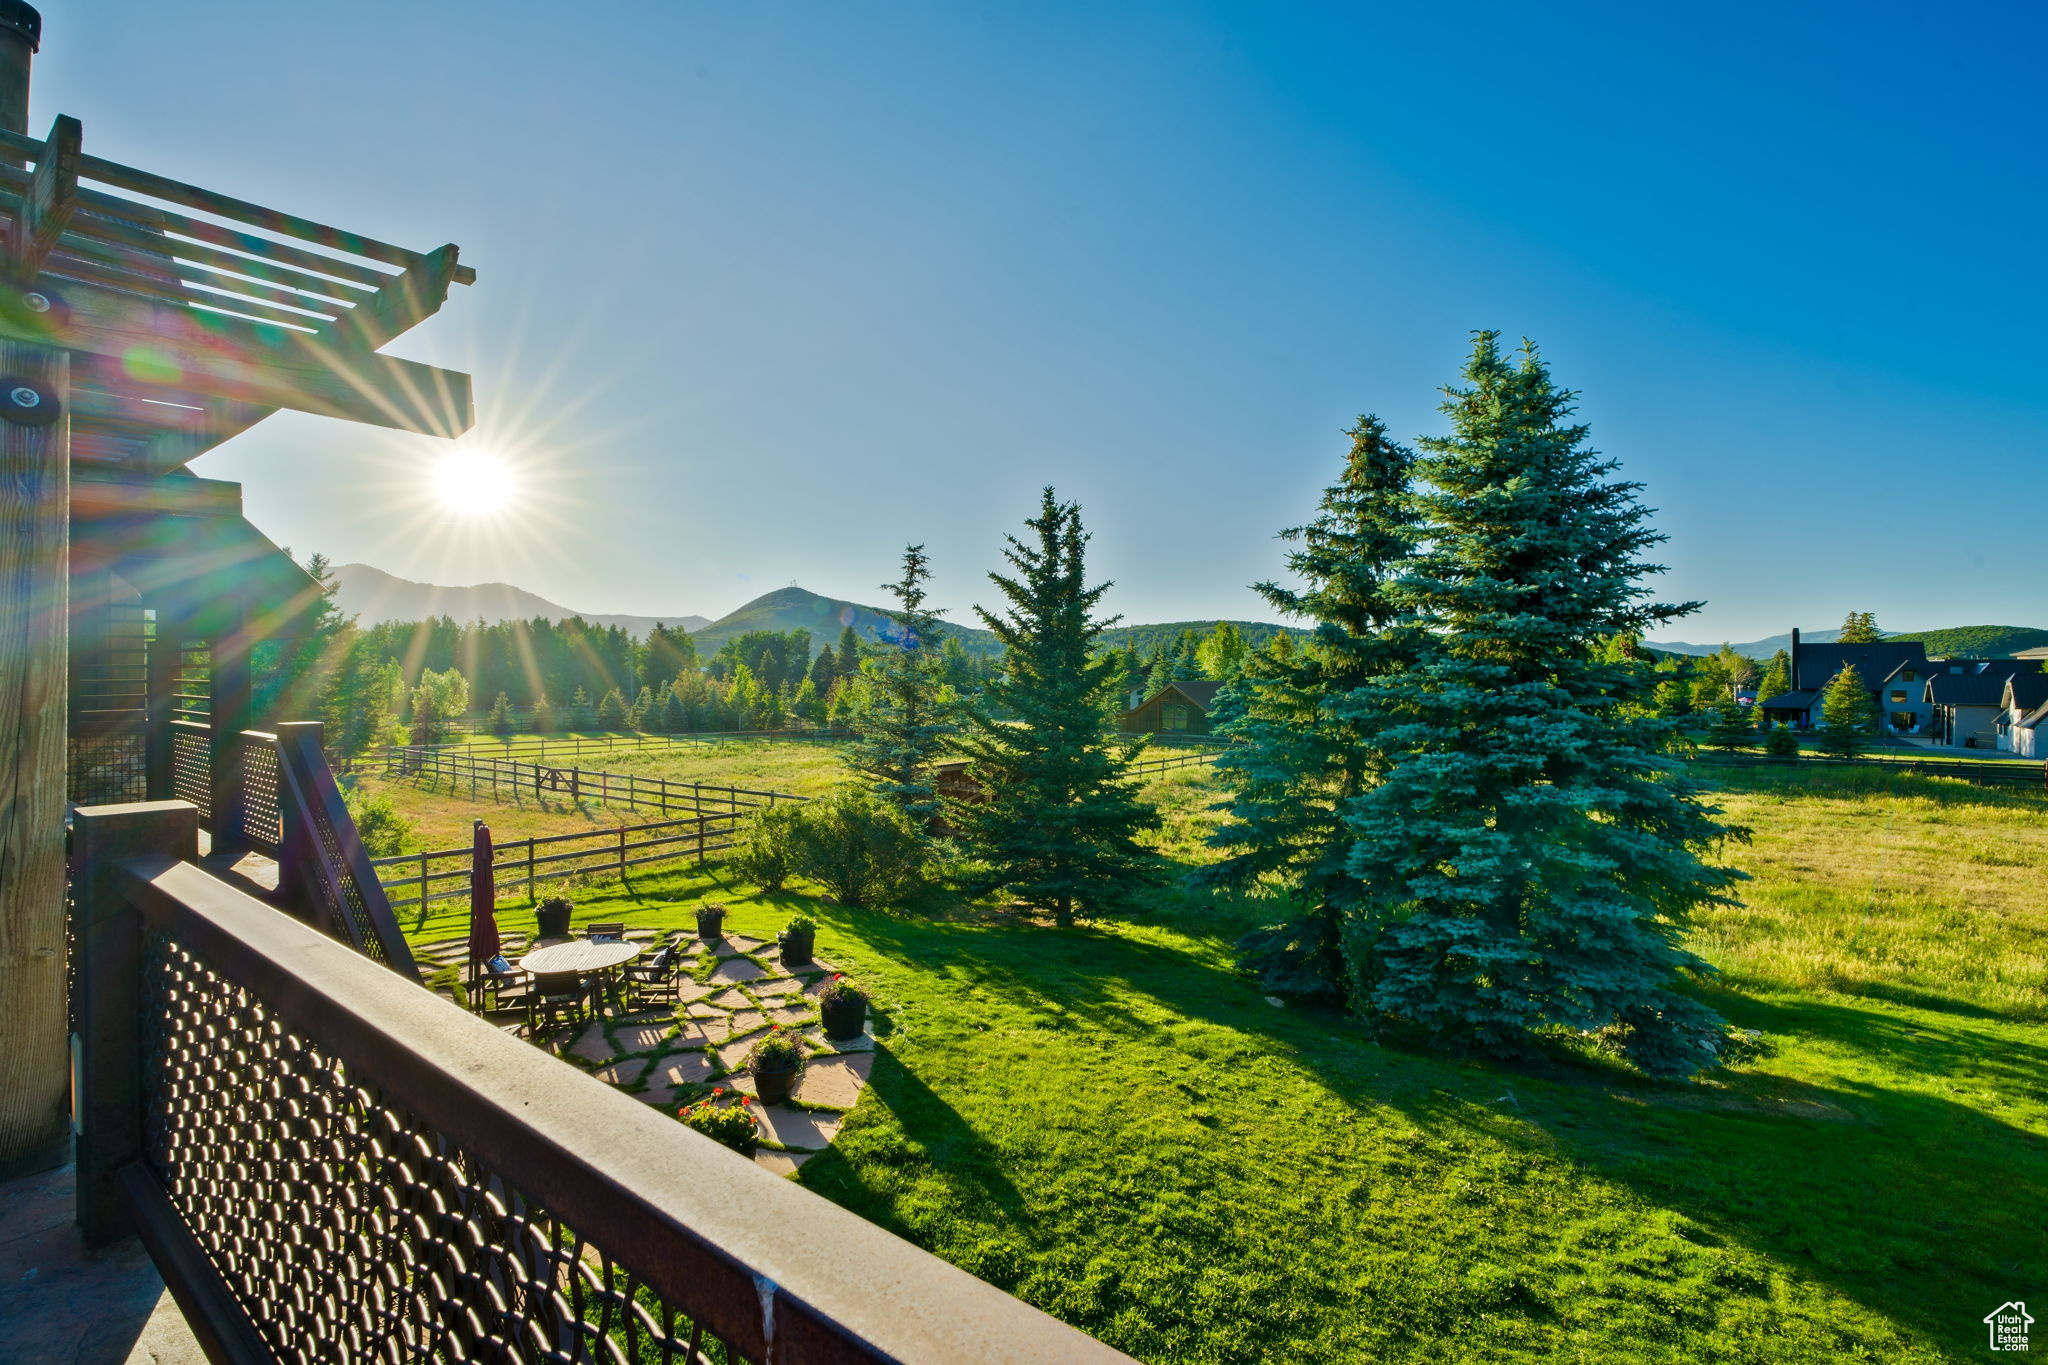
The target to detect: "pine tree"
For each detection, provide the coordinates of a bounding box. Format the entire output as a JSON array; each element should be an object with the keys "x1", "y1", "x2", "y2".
[
  {"x1": 1817, "y1": 663, "x2": 1873, "y2": 759},
  {"x1": 809, "y1": 645, "x2": 838, "y2": 696},
  {"x1": 596, "y1": 687, "x2": 628, "y2": 730},
  {"x1": 1837, "y1": 611, "x2": 1881, "y2": 644},
  {"x1": 630, "y1": 685, "x2": 656, "y2": 731},
  {"x1": 843, "y1": 545, "x2": 957, "y2": 821},
  {"x1": 835, "y1": 624, "x2": 863, "y2": 676},
  {"x1": 1705, "y1": 701, "x2": 1753, "y2": 752},
  {"x1": 1763, "y1": 722, "x2": 1800, "y2": 757},
  {"x1": 567, "y1": 686, "x2": 596, "y2": 730},
  {"x1": 487, "y1": 690, "x2": 515, "y2": 736},
  {"x1": 953, "y1": 490, "x2": 1160, "y2": 926},
  {"x1": 530, "y1": 692, "x2": 557, "y2": 733},
  {"x1": 1342, "y1": 333, "x2": 1745, "y2": 1078},
  {"x1": 1200, "y1": 414, "x2": 1421, "y2": 1001},
  {"x1": 661, "y1": 685, "x2": 688, "y2": 734}
]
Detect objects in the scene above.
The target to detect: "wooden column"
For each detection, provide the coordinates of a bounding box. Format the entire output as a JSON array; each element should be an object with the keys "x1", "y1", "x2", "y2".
[
  {"x1": 273, "y1": 719, "x2": 322, "y2": 915},
  {"x1": 208, "y1": 612, "x2": 252, "y2": 855},
  {"x1": 0, "y1": 340, "x2": 72, "y2": 1176}
]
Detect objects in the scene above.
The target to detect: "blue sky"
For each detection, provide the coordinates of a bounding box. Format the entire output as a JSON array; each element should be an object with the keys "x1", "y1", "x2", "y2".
[{"x1": 42, "y1": 2, "x2": 2046, "y2": 639}]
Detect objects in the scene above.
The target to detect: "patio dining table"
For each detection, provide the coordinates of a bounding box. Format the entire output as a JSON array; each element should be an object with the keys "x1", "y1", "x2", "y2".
[{"x1": 519, "y1": 939, "x2": 647, "y2": 1017}]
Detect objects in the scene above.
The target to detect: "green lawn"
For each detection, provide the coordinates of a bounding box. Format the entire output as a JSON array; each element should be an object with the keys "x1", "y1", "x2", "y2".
[{"x1": 398, "y1": 762, "x2": 2046, "y2": 1364}]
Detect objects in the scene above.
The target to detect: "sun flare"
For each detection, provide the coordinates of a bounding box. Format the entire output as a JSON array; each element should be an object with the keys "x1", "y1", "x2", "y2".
[{"x1": 431, "y1": 449, "x2": 517, "y2": 517}]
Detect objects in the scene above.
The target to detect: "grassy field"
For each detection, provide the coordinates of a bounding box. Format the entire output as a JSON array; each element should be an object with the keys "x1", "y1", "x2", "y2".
[{"x1": 390, "y1": 758, "x2": 2046, "y2": 1363}]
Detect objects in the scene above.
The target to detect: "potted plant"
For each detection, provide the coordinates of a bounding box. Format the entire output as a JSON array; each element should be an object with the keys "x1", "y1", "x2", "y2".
[
  {"x1": 696, "y1": 902, "x2": 726, "y2": 941},
  {"x1": 746, "y1": 1027, "x2": 806, "y2": 1104},
  {"x1": 778, "y1": 914, "x2": 817, "y2": 966},
  {"x1": 677, "y1": 1089, "x2": 758, "y2": 1156},
  {"x1": 818, "y1": 974, "x2": 868, "y2": 1042},
  {"x1": 535, "y1": 896, "x2": 573, "y2": 940}
]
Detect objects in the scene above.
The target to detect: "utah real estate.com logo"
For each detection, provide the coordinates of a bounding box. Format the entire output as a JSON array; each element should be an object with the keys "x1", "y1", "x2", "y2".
[{"x1": 1985, "y1": 1302, "x2": 2033, "y2": 1352}]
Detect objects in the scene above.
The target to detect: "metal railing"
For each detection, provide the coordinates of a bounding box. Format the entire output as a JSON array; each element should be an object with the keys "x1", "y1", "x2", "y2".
[{"x1": 70, "y1": 802, "x2": 1132, "y2": 1365}]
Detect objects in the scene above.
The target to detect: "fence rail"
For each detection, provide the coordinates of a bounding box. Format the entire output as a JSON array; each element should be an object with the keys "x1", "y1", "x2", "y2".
[
  {"x1": 371, "y1": 810, "x2": 766, "y2": 912},
  {"x1": 1690, "y1": 751, "x2": 2046, "y2": 787},
  {"x1": 1125, "y1": 748, "x2": 1226, "y2": 777},
  {"x1": 381, "y1": 743, "x2": 807, "y2": 819},
  {"x1": 70, "y1": 804, "x2": 1133, "y2": 1365}
]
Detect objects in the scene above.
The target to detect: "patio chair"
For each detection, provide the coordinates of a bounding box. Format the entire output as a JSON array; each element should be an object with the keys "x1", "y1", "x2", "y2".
[
  {"x1": 584, "y1": 921, "x2": 627, "y2": 942},
  {"x1": 527, "y1": 970, "x2": 590, "y2": 1035},
  {"x1": 476, "y1": 955, "x2": 535, "y2": 1016},
  {"x1": 623, "y1": 944, "x2": 678, "y2": 1008}
]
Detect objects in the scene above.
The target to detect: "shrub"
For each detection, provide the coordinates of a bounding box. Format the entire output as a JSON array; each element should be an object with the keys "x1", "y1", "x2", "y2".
[
  {"x1": 784, "y1": 913, "x2": 818, "y2": 936},
  {"x1": 731, "y1": 803, "x2": 805, "y2": 892},
  {"x1": 678, "y1": 1091, "x2": 758, "y2": 1155},
  {"x1": 1764, "y1": 723, "x2": 1800, "y2": 758},
  {"x1": 747, "y1": 1027, "x2": 806, "y2": 1074},
  {"x1": 790, "y1": 789, "x2": 928, "y2": 908},
  {"x1": 344, "y1": 789, "x2": 418, "y2": 857}
]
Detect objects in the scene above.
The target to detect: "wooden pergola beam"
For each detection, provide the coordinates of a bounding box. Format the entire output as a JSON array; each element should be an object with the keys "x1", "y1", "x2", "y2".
[{"x1": 0, "y1": 274, "x2": 472, "y2": 435}]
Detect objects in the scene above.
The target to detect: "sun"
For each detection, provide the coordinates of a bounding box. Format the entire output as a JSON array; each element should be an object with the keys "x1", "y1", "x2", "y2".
[{"x1": 431, "y1": 448, "x2": 517, "y2": 517}]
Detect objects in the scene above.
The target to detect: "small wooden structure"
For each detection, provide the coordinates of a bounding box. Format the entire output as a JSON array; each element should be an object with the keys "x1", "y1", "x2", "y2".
[
  {"x1": 1118, "y1": 679, "x2": 1225, "y2": 735},
  {"x1": 0, "y1": 3, "x2": 474, "y2": 1173}
]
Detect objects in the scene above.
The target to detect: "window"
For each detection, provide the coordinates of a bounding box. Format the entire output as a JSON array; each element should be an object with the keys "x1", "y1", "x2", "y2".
[
  {"x1": 1162, "y1": 705, "x2": 1189, "y2": 731},
  {"x1": 1889, "y1": 690, "x2": 1907, "y2": 703},
  {"x1": 1901, "y1": 670, "x2": 1916, "y2": 682},
  {"x1": 1891, "y1": 711, "x2": 1918, "y2": 730}
]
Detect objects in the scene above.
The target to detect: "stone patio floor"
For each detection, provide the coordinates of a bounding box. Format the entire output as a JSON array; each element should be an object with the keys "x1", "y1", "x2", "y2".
[{"x1": 417, "y1": 929, "x2": 875, "y2": 1174}]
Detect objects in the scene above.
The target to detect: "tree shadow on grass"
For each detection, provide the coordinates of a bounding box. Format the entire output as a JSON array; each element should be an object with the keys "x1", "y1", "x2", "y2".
[
  {"x1": 797, "y1": 1043, "x2": 1031, "y2": 1241},
  {"x1": 837, "y1": 898, "x2": 2044, "y2": 1358}
]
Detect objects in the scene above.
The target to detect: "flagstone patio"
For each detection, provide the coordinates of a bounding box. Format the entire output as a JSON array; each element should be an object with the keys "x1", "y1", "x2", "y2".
[{"x1": 420, "y1": 930, "x2": 875, "y2": 1176}]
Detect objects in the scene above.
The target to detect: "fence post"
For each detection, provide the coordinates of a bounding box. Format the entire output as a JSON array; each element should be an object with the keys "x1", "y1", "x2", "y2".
[
  {"x1": 418, "y1": 850, "x2": 429, "y2": 912},
  {"x1": 619, "y1": 824, "x2": 627, "y2": 878},
  {"x1": 73, "y1": 800, "x2": 198, "y2": 1247},
  {"x1": 696, "y1": 817, "x2": 706, "y2": 865},
  {"x1": 527, "y1": 837, "x2": 536, "y2": 902}
]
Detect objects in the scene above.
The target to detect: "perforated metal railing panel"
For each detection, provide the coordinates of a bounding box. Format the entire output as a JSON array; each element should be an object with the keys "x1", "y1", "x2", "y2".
[
  {"x1": 140, "y1": 930, "x2": 759, "y2": 1365},
  {"x1": 238, "y1": 741, "x2": 283, "y2": 852},
  {"x1": 169, "y1": 726, "x2": 210, "y2": 820}
]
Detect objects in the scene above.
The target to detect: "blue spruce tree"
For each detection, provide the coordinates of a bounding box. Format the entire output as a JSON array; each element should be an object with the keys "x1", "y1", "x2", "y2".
[{"x1": 1345, "y1": 334, "x2": 1746, "y2": 1077}]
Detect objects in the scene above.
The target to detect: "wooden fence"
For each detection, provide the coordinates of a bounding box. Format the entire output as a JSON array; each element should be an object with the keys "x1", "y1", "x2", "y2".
[
  {"x1": 1125, "y1": 748, "x2": 1226, "y2": 777},
  {"x1": 380, "y1": 744, "x2": 808, "y2": 818},
  {"x1": 1690, "y1": 751, "x2": 2046, "y2": 788},
  {"x1": 370, "y1": 809, "x2": 774, "y2": 913}
]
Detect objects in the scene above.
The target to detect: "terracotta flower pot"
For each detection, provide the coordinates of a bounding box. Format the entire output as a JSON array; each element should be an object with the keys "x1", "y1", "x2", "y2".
[
  {"x1": 778, "y1": 928, "x2": 815, "y2": 966},
  {"x1": 696, "y1": 907, "x2": 726, "y2": 941},
  {"x1": 820, "y1": 995, "x2": 867, "y2": 1042},
  {"x1": 750, "y1": 1060, "x2": 800, "y2": 1105}
]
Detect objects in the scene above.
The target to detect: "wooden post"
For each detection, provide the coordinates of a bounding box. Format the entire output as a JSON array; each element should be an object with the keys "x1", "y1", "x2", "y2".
[
  {"x1": 143, "y1": 619, "x2": 181, "y2": 799},
  {"x1": 72, "y1": 800, "x2": 197, "y2": 1244},
  {"x1": 418, "y1": 850, "x2": 429, "y2": 912},
  {"x1": 618, "y1": 824, "x2": 626, "y2": 878},
  {"x1": 208, "y1": 613, "x2": 252, "y2": 854},
  {"x1": 0, "y1": 340, "x2": 72, "y2": 1176},
  {"x1": 273, "y1": 720, "x2": 322, "y2": 914},
  {"x1": 526, "y1": 837, "x2": 535, "y2": 902}
]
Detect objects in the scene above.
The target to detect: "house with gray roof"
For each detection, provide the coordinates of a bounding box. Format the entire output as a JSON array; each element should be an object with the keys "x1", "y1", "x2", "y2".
[
  {"x1": 1757, "y1": 630, "x2": 1935, "y2": 732},
  {"x1": 1924, "y1": 660, "x2": 2033, "y2": 747},
  {"x1": 1995, "y1": 673, "x2": 2048, "y2": 758}
]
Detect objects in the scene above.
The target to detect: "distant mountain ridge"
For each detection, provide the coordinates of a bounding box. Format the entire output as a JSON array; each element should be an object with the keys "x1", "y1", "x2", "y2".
[
  {"x1": 1651, "y1": 625, "x2": 2047, "y2": 659},
  {"x1": 1648, "y1": 630, "x2": 1843, "y2": 658},
  {"x1": 331, "y1": 564, "x2": 710, "y2": 636}
]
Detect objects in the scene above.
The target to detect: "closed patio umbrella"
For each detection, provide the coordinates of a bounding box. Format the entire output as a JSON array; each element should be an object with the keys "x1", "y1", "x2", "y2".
[{"x1": 467, "y1": 818, "x2": 501, "y2": 1001}]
